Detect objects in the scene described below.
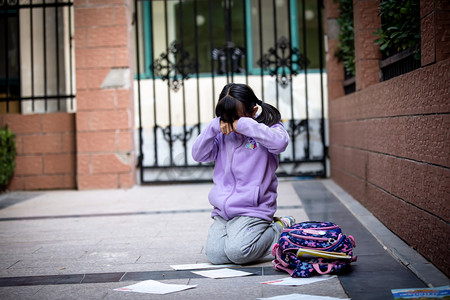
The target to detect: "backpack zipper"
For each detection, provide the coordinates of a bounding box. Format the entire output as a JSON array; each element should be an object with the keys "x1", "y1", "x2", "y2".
[
  {"x1": 281, "y1": 234, "x2": 344, "y2": 250},
  {"x1": 289, "y1": 234, "x2": 330, "y2": 241},
  {"x1": 222, "y1": 136, "x2": 245, "y2": 220},
  {"x1": 283, "y1": 225, "x2": 339, "y2": 233}
]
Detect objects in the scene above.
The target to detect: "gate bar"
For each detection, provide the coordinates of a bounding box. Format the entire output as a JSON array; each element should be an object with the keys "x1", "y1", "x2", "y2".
[
  {"x1": 243, "y1": 0, "x2": 249, "y2": 85},
  {"x1": 301, "y1": 0, "x2": 311, "y2": 159},
  {"x1": 30, "y1": 3, "x2": 35, "y2": 111},
  {"x1": 287, "y1": 0, "x2": 296, "y2": 160},
  {"x1": 258, "y1": 0, "x2": 264, "y2": 100},
  {"x1": 272, "y1": 0, "x2": 280, "y2": 109},
  {"x1": 194, "y1": 0, "x2": 202, "y2": 139},
  {"x1": 134, "y1": 0, "x2": 144, "y2": 183},
  {"x1": 43, "y1": 0, "x2": 48, "y2": 111},
  {"x1": 178, "y1": 0, "x2": 189, "y2": 165},
  {"x1": 208, "y1": 0, "x2": 216, "y2": 117},
  {"x1": 163, "y1": 0, "x2": 174, "y2": 165},
  {"x1": 148, "y1": 1, "x2": 158, "y2": 167},
  {"x1": 317, "y1": 0, "x2": 327, "y2": 176}
]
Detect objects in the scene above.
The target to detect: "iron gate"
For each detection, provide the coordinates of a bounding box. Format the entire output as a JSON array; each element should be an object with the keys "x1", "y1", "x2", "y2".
[{"x1": 134, "y1": 0, "x2": 327, "y2": 183}]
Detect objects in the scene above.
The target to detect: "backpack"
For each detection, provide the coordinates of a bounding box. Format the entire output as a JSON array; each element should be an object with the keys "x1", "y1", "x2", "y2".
[{"x1": 272, "y1": 221, "x2": 357, "y2": 278}]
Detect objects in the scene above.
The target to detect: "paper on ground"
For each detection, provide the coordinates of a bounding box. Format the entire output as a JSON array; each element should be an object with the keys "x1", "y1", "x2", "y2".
[
  {"x1": 191, "y1": 268, "x2": 253, "y2": 279},
  {"x1": 171, "y1": 262, "x2": 237, "y2": 270},
  {"x1": 257, "y1": 294, "x2": 350, "y2": 300},
  {"x1": 114, "y1": 280, "x2": 197, "y2": 295},
  {"x1": 262, "y1": 275, "x2": 337, "y2": 286}
]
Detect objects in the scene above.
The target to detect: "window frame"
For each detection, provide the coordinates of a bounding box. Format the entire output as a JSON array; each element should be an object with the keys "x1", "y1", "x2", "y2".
[{"x1": 136, "y1": 0, "x2": 308, "y2": 79}]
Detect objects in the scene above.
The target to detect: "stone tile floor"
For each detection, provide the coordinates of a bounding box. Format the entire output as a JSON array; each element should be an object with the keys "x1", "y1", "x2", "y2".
[{"x1": 0, "y1": 180, "x2": 447, "y2": 299}]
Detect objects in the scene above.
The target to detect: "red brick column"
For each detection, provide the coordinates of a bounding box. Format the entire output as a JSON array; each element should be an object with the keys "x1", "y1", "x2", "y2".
[
  {"x1": 421, "y1": 0, "x2": 450, "y2": 66},
  {"x1": 325, "y1": 0, "x2": 345, "y2": 100},
  {"x1": 353, "y1": 0, "x2": 381, "y2": 91},
  {"x1": 74, "y1": 0, "x2": 135, "y2": 189}
]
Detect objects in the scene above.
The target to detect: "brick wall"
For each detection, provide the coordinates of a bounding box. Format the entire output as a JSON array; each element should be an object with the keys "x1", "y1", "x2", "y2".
[
  {"x1": 74, "y1": 0, "x2": 136, "y2": 189},
  {"x1": 326, "y1": 0, "x2": 450, "y2": 276},
  {"x1": 1, "y1": 113, "x2": 76, "y2": 190}
]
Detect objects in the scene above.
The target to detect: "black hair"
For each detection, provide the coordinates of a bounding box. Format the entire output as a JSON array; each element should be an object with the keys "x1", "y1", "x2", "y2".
[{"x1": 215, "y1": 83, "x2": 281, "y2": 127}]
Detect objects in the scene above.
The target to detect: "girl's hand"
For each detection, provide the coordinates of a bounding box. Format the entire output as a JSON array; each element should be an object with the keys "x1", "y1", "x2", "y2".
[
  {"x1": 220, "y1": 120, "x2": 233, "y2": 135},
  {"x1": 220, "y1": 119, "x2": 239, "y2": 135}
]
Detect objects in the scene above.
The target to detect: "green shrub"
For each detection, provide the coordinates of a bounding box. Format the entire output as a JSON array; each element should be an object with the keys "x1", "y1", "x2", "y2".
[
  {"x1": 373, "y1": 0, "x2": 421, "y2": 59},
  {"x1": 334, "y1": 0, "x2": 355, "y2": 77},
  {"x1": 0, "y1": 125, "x2": 17, "y2": 191}
]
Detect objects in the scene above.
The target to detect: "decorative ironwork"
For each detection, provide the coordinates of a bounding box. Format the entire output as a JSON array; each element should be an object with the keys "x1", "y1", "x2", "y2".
[
  {"x1": 152, "y1": 41, "x2": 196, "y2": 92},
  {"x1": 212, "y1": 42, "x2": 245, "y2": 74},
  {"x1": 158, "y1": 124, "x2": 197, "y2": 144},
  {"x1": 288, "y1": 119, "x2": 310, "y2": 159},
  {"x1": 0, "y1": 0, "x2": 18, "y2": 7},
  {"x1": 258, "y1": 36, "x2": 310, "y2": 88}
]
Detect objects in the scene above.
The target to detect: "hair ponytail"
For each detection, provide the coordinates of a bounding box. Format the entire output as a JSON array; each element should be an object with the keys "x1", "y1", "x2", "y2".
[{"x1": 255, "y1": 101, "x2": 281, "y2": 127}]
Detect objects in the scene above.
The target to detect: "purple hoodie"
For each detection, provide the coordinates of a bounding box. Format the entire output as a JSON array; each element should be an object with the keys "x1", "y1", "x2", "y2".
[{"x1": 192, "y1": 117, "x2": 289, "y2": 221}]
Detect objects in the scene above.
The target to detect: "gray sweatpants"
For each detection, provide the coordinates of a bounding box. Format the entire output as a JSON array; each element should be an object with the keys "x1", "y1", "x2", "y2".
[{"x1": 205, "y1": 216, "x2": 283, "y2": 265}]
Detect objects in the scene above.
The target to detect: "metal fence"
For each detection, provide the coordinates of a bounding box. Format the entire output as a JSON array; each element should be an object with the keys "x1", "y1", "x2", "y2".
[
  {"x1": 134, "y1": 0, "x2": 327, "y2": 183},
  {"x1": 0, "y1": 0, "x2": 75, "y2": 114},
  {"x1": 380, "y1": 48, "x2": 421, "y2": 82}
]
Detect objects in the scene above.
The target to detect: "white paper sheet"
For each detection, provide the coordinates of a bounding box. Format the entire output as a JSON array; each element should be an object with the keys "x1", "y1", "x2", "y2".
[
  {"x1": 257, "y1": 294, "x2": 350, "y2": 300},
  {"x1": 114, "y1": 280, "x2": 197, "y2": 295},
  {"x1": 191, "y1": 268, "x2": 254, "y2": 279},
  {"x1": 170, "y1": 263, "x2": 237, "y2": 270},
  {"x1": 261, "y1": 275, "x2": 337, "y2": 286}
]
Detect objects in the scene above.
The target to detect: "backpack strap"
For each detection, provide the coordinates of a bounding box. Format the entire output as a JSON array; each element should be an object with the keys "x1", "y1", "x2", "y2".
[
  {"x1": 312, "y1": 262, "x2": 336, "y2": 275},
  {"x1": 348, "y1": 235, "x2": 356, "y2": 247},
  {"x1": 273, "y1": 261, "x2": 295, "y2": 276}
]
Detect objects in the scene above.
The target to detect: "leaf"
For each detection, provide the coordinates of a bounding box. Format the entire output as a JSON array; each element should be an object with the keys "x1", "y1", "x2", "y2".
[
  {"x1": 390, "y1": 32, "x2": 401, "y2": 38},
  {"x1": 380, "y1": 43, "x2": 389, "y2": 51},
  {"x1": 374, "y1": 37, "x2": 384, "y2": 44},
  {"x1": 387, "y1": 26, "x2": 399, "y2": 31}
]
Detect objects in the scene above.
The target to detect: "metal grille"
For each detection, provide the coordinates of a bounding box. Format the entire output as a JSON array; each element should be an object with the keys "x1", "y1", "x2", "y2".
[
  {"x1": 380, "y1": 48, "x2": 421, "y2": 82},
  {"x1": 134, "y1": 0, "x2": 327, "y2": 183},
  {"x1": 0, "y1": 0, "x2": 75, "y2": 114}
]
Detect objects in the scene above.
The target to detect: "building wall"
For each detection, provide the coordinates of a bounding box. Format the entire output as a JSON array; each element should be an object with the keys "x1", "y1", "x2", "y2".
[
  {"x1": 325, "y1": 0, "x2": 450, "y2": 276},
  {"x1": 1, "y1": 113, "x2": 76, "y2": 190}
]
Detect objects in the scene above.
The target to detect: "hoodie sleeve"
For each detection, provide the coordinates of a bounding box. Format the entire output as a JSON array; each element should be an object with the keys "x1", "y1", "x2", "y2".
[
  {"x1": 235, "y1": 117, "x2": 289, "y2": 154},
  {"x1": 192, "y1": 117, "x2": 222, "y2": 162}
]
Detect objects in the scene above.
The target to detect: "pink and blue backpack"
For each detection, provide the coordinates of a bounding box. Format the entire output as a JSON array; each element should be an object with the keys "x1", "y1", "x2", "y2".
[{"x1": 272, "y1": 221, "x2": 357, "y2": 277}]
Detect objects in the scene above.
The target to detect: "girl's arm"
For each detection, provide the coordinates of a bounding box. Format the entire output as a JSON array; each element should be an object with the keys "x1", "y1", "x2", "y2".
[
  {"x1": 235, "y1": 117, "x2": 289, "y2": 154},
  {"x1": 192, "y1": 118, "x2": 221, "y2": 162}
]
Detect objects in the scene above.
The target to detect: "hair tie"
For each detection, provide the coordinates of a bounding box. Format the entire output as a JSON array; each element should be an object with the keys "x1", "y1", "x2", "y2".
[{"x1": 257, "y1": 99, "x2": 263, "y2": 106}]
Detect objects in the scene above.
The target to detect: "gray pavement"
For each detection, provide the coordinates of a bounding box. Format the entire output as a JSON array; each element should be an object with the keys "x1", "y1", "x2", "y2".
[{"x1": 0, "y1": 179, "x2": 447, "y2": 299}]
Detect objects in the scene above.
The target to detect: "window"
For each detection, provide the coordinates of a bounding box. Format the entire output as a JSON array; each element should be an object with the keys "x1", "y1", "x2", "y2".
[
  {"x1": 135, "y1": 0, "x2": 324, "y2": 78},
  {"x1": 0, "y1": 0, "x2": 75, "y2": 114}
]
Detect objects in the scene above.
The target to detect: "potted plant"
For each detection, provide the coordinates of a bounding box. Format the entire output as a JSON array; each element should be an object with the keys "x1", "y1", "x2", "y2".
[{"x1": 0, "y1": 125, "x2": 17, "y2": 192}]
